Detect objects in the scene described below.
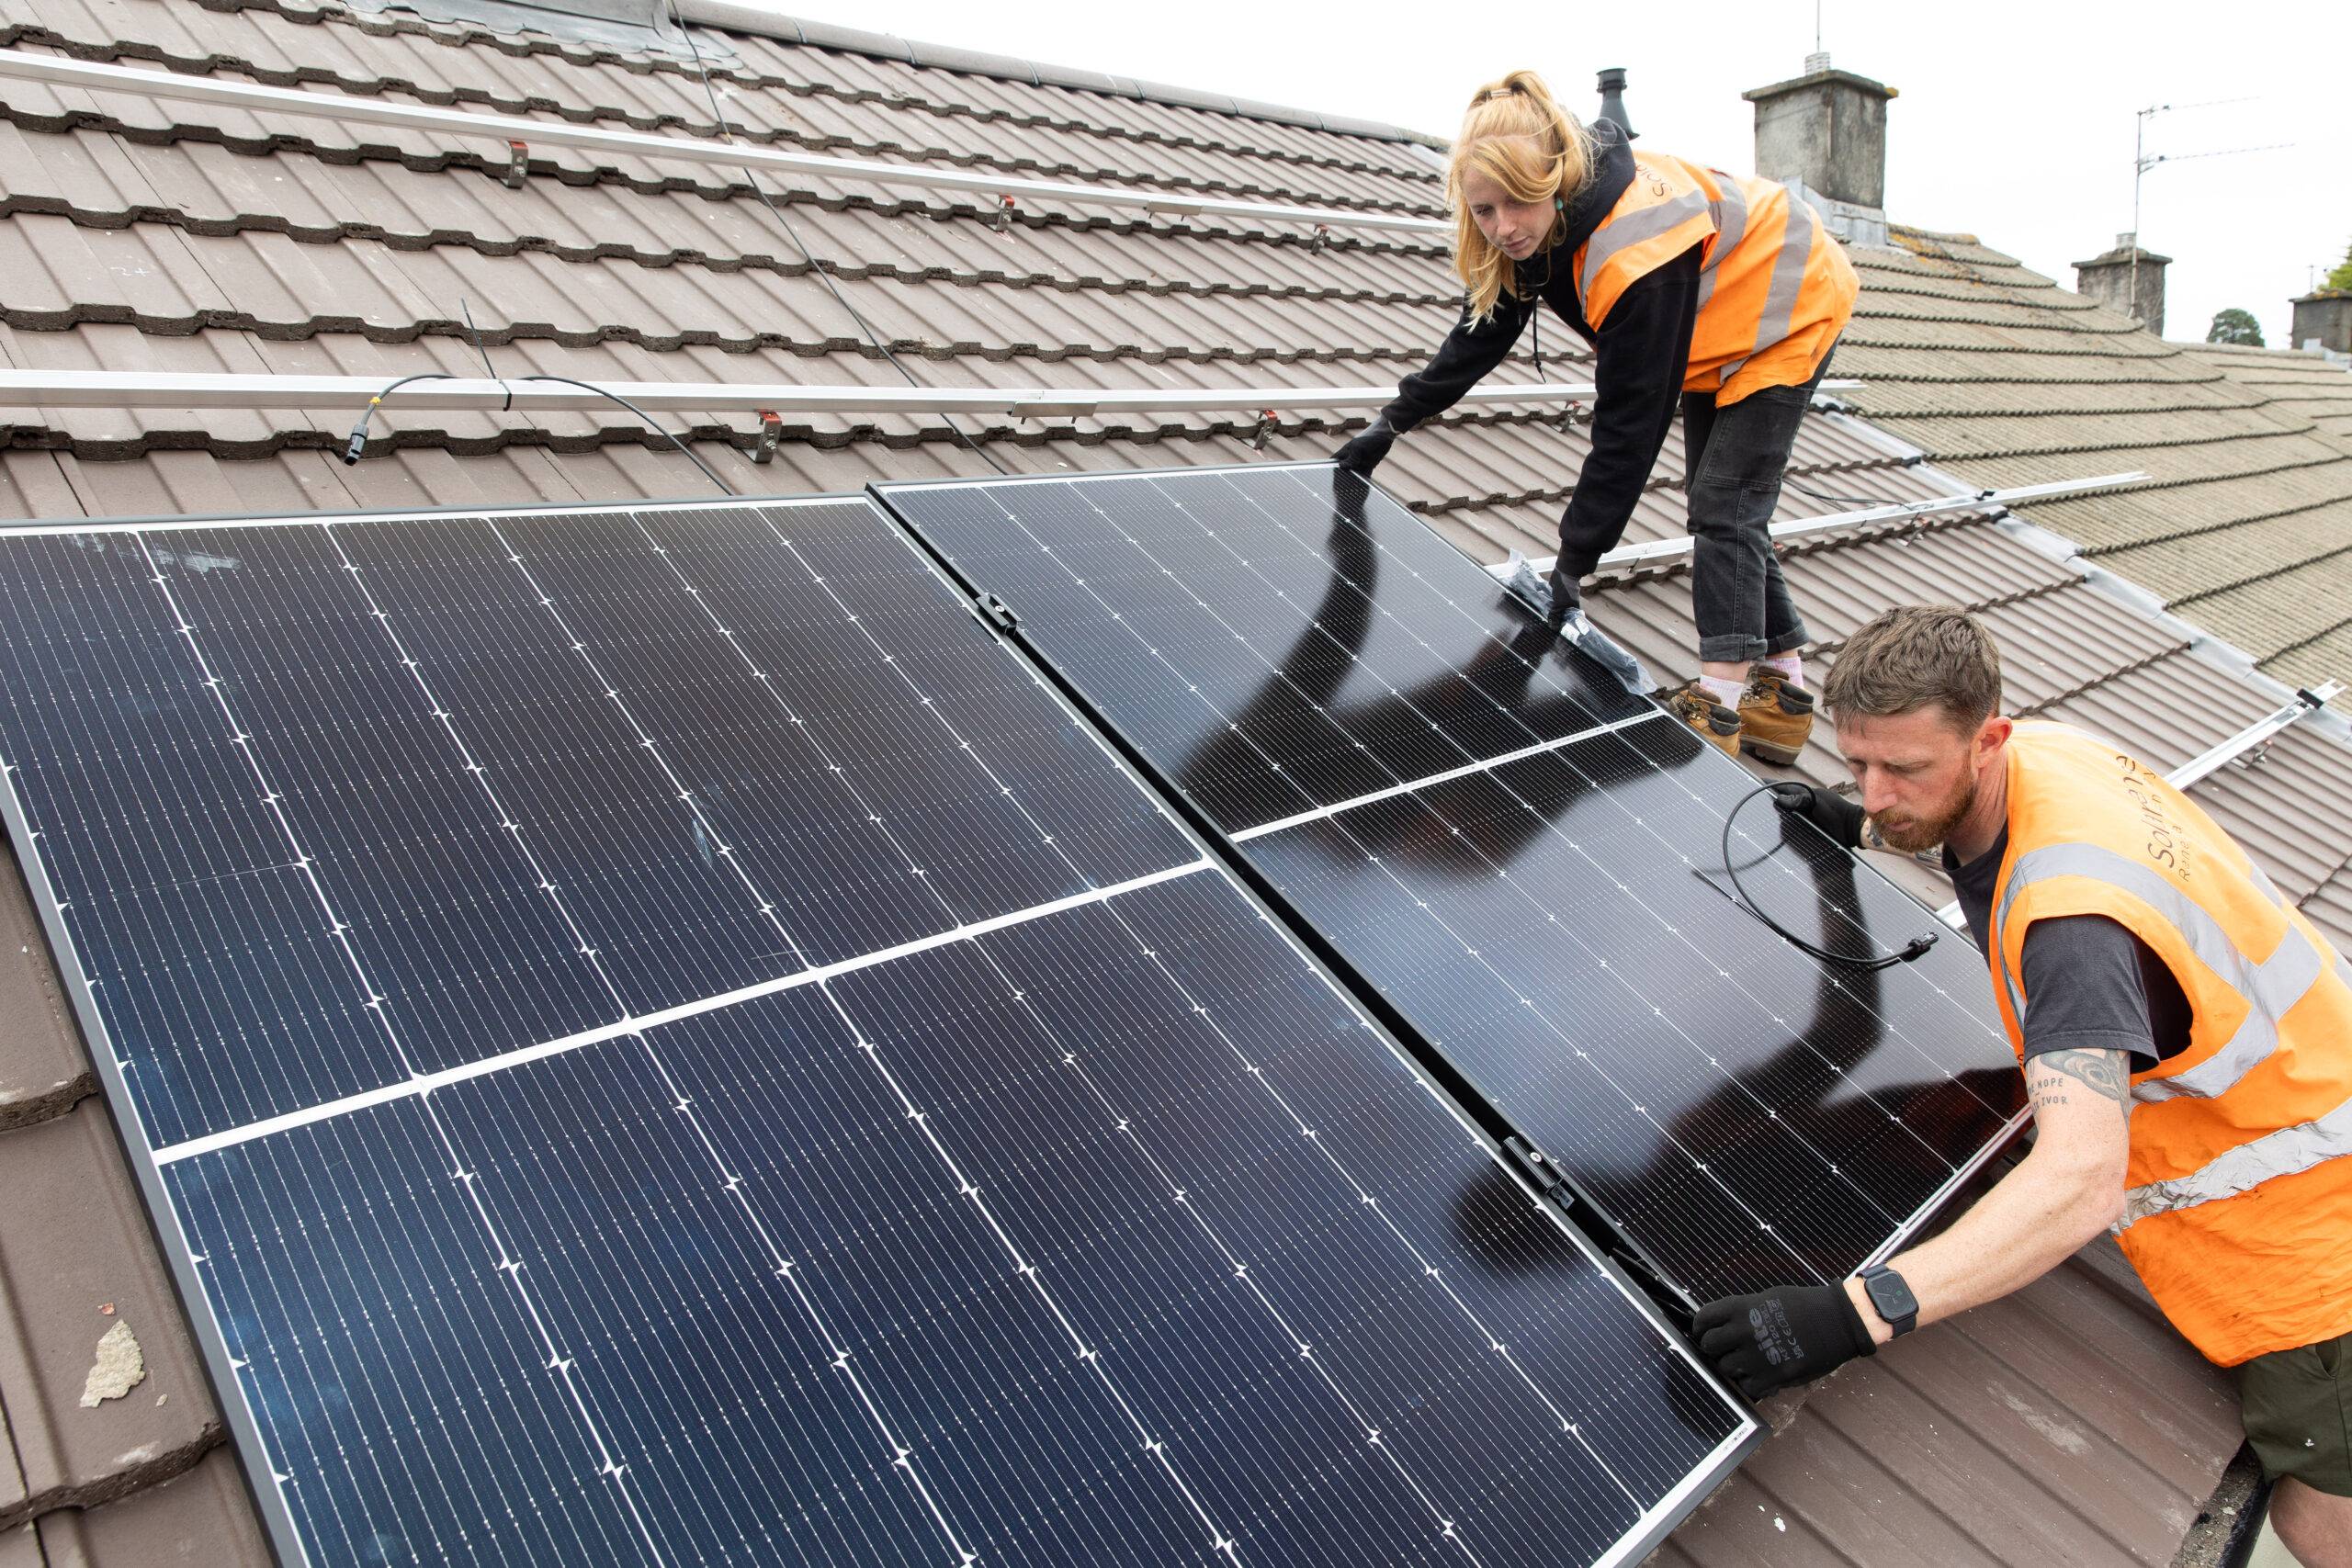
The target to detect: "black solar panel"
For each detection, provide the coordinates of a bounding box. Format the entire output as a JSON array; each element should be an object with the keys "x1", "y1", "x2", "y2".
[
  {"x1": 877, "y1": 465, "x2": 2025, "y2": 1304},
  {"x1": 0, "y1": 494, "x2": 1754, "y2": 1567}
]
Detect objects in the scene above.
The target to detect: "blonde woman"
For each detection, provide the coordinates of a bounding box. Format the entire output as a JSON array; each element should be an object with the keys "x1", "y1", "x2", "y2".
[{"x1": 1336, "y1": 69, "x2": 1859, "y2": 765}]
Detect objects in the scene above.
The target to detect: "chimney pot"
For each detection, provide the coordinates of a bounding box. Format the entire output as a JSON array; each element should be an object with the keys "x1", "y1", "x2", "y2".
[{"x1": 1595, "y1": 67, "x2": 1636, "y2": 141}]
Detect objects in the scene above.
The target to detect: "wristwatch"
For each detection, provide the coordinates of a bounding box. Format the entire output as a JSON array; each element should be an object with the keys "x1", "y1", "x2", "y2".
[{"x1": 1859, "y1": 1265, "x2": 1919, "y2": 1337}]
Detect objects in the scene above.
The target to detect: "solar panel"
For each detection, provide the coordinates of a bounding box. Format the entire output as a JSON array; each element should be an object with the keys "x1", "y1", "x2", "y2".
[
  {"x1": 0, "y1": 494, "x2": 1755, "y2": 1567},
  {"x1": 876, "y1": 465, "x2": 2026, "y2": 1304}
]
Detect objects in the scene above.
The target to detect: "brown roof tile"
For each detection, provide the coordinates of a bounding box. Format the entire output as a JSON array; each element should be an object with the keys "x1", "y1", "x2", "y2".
[
  {"x1": 31, "y1": 1448, "x2": 268, "y2": 1567},
  {"x1": 0, "y1": 1101, "x2": 221, "y2": 1531},
  {"x1": 1659, "y1": 1236, "x2": 2236, "y2": 1567}
]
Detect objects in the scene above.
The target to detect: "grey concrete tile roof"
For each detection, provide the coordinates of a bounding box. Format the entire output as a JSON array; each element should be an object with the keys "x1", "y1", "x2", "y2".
[
  {"x1": 1838, "y1": 231, "x2": 2352, "y2": 698},
  {"x1": 0, "y1": 0, "x2": 2338, "y2": 1559}
]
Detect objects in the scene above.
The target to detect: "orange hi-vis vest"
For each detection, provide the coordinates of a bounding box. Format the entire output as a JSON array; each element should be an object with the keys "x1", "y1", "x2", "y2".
[
  {"x1": 1571, "y1": 153, "x2": 1859, "y2": 407},
  {"x1": 1987, "y1": 721, "x2": 2352, "y2": 1366}
]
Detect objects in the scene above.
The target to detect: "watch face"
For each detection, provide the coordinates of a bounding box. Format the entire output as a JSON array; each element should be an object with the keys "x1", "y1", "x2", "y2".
[{"x1": 1867, "y1": 1269, "x2": 1919, "y2": 1320}]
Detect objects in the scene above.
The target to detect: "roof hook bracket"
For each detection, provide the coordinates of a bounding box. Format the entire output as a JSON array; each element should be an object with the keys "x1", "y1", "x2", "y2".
[
  {"x1": 1251, "y1": 408, "x2": 1278, "y2": 451},
  {"x1": 992, "y1": 194, "x2": 1017, "y2": 233},
  {"x1": 503, "y1": 139, "x2": 528, "y2": 190},
  {"x1": 1308, "y1": 222, "x2": 1332, "y2": 254},
  {"x1": 752, "y1": 410, "x2": 781, "y2": 465}
]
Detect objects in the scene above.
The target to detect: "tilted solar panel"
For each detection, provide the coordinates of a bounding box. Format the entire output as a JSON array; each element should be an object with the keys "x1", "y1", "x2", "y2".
[
  {"x1": 876, "y1": 465, "x2": 2026, "y2": 1305},
  {"x1": 0, "y1": 494, "x2": 1754, "y2": 1566}
]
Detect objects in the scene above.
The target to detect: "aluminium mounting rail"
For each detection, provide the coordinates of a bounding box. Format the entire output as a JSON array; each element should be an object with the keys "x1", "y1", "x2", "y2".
[
  {"x1": 0, "y1": 48, "x2": 1451, "y2": 235},
  {"x1": 1928, "y1": 679, "x2": 2347, "y2": 931},
  {"x1": 0, "y1": 369, "x2": 1687, "y2": 417},
  {"x1": 1486, "y1": 471, "x2": 2153, "y2": 579}
]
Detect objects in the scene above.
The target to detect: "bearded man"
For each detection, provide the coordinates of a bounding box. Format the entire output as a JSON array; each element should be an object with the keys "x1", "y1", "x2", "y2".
[{"x1": 1691, "y1": 604, "x2": 2352, "y2": 1568}]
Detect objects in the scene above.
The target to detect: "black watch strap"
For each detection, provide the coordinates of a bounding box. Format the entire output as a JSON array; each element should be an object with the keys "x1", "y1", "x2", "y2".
[{"x1": 1860, "y1": 1264, "x2": 1919, "y2": 1337}]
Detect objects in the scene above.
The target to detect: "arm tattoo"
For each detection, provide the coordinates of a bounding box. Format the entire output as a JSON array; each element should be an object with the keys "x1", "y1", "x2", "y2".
[{"x1": 2028, "y1": 1046, "x2": 2132, "y2": 1122}]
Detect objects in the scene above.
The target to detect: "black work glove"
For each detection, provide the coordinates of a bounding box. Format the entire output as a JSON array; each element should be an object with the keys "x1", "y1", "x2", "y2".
[
  {"x1": 1770, "y1": 780, "x2": 1865, "y2": 850},
  {"x1": 1333, "y1": 414, "x2": 1397, "y2": 475},
  {"x1": 1503, "y1": 557, "x2": 1580, "y2": 626},
  {"x1": 1545, "y1": 567, "x2": 1581, "y2": 625},
  {"x1": 1692, "y1": 1282, "x2": 1877, "y2": 1400}
]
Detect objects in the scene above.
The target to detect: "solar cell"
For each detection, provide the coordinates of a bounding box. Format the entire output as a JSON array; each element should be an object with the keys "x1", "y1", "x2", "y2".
[
  {"x1": 876, "y1": 465, "x2": 2026, "y2": 1303},
  {"x1": 0, "y1": 494, "x2": 1753, "y2": 1567}
]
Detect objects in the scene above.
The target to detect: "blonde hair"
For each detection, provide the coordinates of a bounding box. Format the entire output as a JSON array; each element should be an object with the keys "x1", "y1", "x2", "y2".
[{"x1": 1448, "y1": 70, "x2": 1597, "y2": 322}]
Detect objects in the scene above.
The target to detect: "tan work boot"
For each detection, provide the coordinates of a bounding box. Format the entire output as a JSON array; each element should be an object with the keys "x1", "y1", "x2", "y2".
[
  {"x1": 1665, "y1": 681, "x2": 1742, "y2": 757},
  {"x1": 1738, "y1": 664, "x2": 1816, "y2": 766}
]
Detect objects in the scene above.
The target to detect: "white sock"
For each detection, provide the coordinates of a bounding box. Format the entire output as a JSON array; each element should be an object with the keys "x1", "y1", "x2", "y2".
[
  {"x1": 1698, "y1": 674, "x2": 1745, "y2": 709},
  {"x1": 1763, "y1": 650, "x2": 1804, "y2": 687}
]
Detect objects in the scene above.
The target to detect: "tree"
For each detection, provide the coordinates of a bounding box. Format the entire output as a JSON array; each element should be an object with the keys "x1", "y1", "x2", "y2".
[
  {"x1": 2208, "y1": 308, "x2": 2266, "y2": 346},
  {"x1": 2329, "y1": 239, "x2": 2352, "y2": 292}
]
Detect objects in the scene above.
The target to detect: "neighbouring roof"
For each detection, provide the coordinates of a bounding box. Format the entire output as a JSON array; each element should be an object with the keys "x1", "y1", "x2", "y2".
[{"x1": 0, "y1": 1, "x2": 2340, "y2": 1562}]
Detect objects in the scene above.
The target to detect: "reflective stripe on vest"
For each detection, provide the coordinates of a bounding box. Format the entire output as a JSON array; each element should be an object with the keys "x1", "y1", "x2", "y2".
[
  {"x1": 1748, "y1": 193, "x2": 1815, "y2": 359},
  {"x1": 1694, "y1": 175, "x2": 1748, "y2": 315},
  {"x1": 2120, "y1": 1089, "x2": 2352, "y2": 1226},
  {"x1": 1579, "y1": 184, "x2": 1715, "y2": 304},
  {"x1": 1996, "y1": 840, "x2": 2331, "y2": 1103}
]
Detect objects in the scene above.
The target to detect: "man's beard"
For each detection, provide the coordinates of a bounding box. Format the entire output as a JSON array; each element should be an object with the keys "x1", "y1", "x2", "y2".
[{"x1": 1873, "y1": 773, "x2": 1976, "y2": 854}]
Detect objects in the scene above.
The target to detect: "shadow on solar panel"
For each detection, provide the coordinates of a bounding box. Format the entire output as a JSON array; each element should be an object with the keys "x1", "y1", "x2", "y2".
[
  {"x1": 877, "y1": 463, "x2": 2028, "y2": 1310},
  {"x1": 0, "y1": 492, "x2": 1758, "y2": 1566}
]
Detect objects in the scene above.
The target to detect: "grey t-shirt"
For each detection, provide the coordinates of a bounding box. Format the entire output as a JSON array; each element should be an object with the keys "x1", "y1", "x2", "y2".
[{"x1": 1944, "y1": 827, "x2": 2190, "y2": 1066}]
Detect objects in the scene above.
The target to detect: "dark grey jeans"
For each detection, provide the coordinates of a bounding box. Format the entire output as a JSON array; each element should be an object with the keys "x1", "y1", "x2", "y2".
[{"x1": 1679, "y1": 352, "x2": 1831, "y2": 664}]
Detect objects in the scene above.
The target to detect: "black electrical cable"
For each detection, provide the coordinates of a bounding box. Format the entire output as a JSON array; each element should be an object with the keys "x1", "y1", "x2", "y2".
[
  {"x1": 341, "y1": 372, "x2": 456, "y2": 464},
  {"x1": 458, "y1": 299, "x2": 509, "y2": 407},
  {"x1": 669, "y1": 6, "x2": 1010, "y2": 477},
  {"x1": 517, "y1": 374, "x2": 735, "y2": 496},
  {"x1": 1718, "y1": 782, "x2": 1939, "y2": 971},
  {"x1": 1784, "y1": 475, "x2": 1908, "y2": 509}
]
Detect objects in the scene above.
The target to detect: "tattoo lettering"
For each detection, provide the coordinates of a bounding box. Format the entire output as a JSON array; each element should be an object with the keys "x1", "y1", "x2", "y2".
[{"x1": 2029, "y1": 1046, "x2": 2133, "y2": 1122}]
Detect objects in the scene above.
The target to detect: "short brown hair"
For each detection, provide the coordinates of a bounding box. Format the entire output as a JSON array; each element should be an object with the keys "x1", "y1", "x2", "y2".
[{"x1": 1823, "y1": 605, "x2": 2003, "y2": 730}]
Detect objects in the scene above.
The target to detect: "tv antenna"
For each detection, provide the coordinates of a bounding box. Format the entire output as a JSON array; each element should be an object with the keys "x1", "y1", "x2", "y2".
[{"x1": 2130, "y1": 96, "x2": 2292, "y2": 323}]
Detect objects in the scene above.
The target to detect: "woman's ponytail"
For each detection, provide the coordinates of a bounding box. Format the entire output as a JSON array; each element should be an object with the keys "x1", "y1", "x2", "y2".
[{"x1": 1447, "y1": 70, "x2": 1596, "y2": 321}]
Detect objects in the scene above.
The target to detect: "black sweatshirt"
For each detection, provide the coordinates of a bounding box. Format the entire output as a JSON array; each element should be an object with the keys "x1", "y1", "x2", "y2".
[{"x1": 1385, "y1": 125, "x2": 1701, "y2": 578}]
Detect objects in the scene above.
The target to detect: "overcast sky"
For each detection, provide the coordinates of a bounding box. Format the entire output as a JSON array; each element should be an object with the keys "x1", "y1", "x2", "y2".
[{"x1": 770, "y1": 0, "x2": 2336, "y2": 348}]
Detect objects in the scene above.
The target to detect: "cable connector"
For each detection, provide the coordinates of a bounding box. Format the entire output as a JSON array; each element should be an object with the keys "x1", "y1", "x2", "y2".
[
  {"x1": 504, "y1": 139, "x2": 528, "y2": 190},
  {"x1": 752, "y1": 409, "x2": 781, "y2": 465},
  {"x1": 342, "y1": 402, "x2": 376, "y2": 465},
  {"x1": 992, "y1": 194, "x2": 1017, "y2": 232},
  {"x1": 340, "y1": 373, "x2": 456, "y2": 466},
  {"x1": 1251, "y1": 409, "x2": 1278, "y2": 452}
]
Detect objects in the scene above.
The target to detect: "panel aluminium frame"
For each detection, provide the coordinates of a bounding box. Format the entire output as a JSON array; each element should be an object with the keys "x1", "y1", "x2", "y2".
[
  {"x1": 0, "y1": 491, "x2": 1761, "y2": 1568},
  {"x1": 872, "y1": 461, "x2": 2032, "y2": 1312}
]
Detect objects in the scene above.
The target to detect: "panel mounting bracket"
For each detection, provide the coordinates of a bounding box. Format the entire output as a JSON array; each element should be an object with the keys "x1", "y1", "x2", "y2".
[
  {"x1": 1500, "y1": 1134, "x2": 1561, "y2": 1191},
  {"x1": 971, "y1": 592, "x2": 1020, "y2": 633}
]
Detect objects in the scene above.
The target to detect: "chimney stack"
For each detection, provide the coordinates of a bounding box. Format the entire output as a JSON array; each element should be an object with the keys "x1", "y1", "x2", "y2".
[
  {"x1": 1742, "y1": 54, "x2": 1895, "y2": 247},
  {"x1": 2073, "y1": 232, "x2": 2171, "y2": 335},
  {"x1": 1596, "y1": 67, "x2": 1636, "y2": 141},
  {"x1": 2291, "y1": 289, "x2": 2352, "y2": 355}
]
